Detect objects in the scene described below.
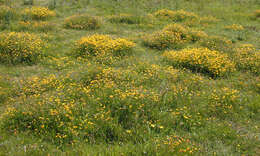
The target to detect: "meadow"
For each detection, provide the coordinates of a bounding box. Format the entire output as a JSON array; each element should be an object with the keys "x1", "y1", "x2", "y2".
[{"x1": 0, "y1": 0, "x2": 259, "y2": 155}]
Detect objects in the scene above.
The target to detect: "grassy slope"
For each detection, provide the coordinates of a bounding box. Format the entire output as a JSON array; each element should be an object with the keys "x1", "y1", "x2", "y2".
[{"x1": 0, "y1": 0, "x2": 259, "y2": 155}]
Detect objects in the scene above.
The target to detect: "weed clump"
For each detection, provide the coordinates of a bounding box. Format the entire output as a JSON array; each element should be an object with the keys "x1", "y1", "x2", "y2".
[
  {"x1": 0, "y1": 32, "x2": 45, "y2": 64},
  {"x1": 163, "y1": 48, "x2": 235, "y2": 77},
  {"x1": 75, "y1": 34, "x2": 135, "y2": 57},
  {"x1": 64, "y1": 14, "x2": 101, "y2": 30},
  {"x1": 154, "y1": 9, "x2": 199, "y2": 22},
  {"x1": 234, "y1": 44, "x2": 260, "y2": 74},
  {"x1": 108, "y1": 14, "x2": 146, "y2": 24},
  {"x1": 22, "y1": 7, "x2": 56, "y2": 20}
]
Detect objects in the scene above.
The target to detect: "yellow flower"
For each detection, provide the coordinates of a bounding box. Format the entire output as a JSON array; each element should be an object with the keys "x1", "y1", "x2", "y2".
[{"x1": 163, "y1": 48, "x2": 235, "y2": 77}]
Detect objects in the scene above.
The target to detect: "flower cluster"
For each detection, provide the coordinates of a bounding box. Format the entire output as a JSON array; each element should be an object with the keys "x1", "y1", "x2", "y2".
[
  {"x1": 17, "y1": 74, "x2": 59, "y2": 96},
  {"x1": 154, "y1": 9, "x2": 198, "y2": 22},
  {"x1": 143, "y1": 24, "x2": 207, "y2": 49},
  {"x1": 234, "y1": 44, "x2": 260, "y2": 74},
  {"x1": 64, "y1": 14, "x2": 101, "y2": 30},
  {"x1": 225, "y1": 24, "x2": 244, "y2": 31},
  {"x1": 209, "y1": 87, "x2": 240, "y2": 117},
  {"x1": 0, "y1": 32, "x2": 44, "y2": 64},
  {"x1": 163, "y1": 48, "x2": 236, "y2": 77},
  {"x1": 154, "y1": 135, "x2": 199, "y2": 154},
  {"x1": 108, "y1": 14, "x2": 146, "y2": 24},
  {"x1": 75, "y1": 34, "x2": 135, "y2": 58},
  {"x1": 23, "y1": 7, "x2": 56, "y2": 20}
]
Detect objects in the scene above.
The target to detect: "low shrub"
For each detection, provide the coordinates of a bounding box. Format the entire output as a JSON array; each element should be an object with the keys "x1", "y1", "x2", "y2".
[
  {"x1": 143, "y1": 24, "x2": 189, "y2": 50},
  {"x1": 163, "y1": 48, "x2": 236, "y2": 77},
  {"x1": 64, "y1": 14, "x2": 101, "y2": 30},
  {"x1": 108, "y1": 14, "x2": 146, "y2": 24},
  {"x1": 22, "y1": 7, "x2": 56, "y2": 20},
  {"x1": 0, "y1": 32, "x2": 45, "y2": 64},
  {"x1": 234, "y1": 44, "x2": 260, "y2": 74},
  {"x1": 75, "y1": 34, "x2": 135, "y2": 57},
  {"x1": 143, "y1": 24, "x2": 206, "y2": 49}
]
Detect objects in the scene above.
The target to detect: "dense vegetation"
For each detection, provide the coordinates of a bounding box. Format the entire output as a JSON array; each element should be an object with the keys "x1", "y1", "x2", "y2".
[{"x1": 0, "y1": 0, "x2": 259, "y2": 155}]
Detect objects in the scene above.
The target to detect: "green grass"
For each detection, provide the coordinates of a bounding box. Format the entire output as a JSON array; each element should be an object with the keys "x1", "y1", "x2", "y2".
[{"x1": 0, "y1": 0, "x2": 259, "y2": 155}]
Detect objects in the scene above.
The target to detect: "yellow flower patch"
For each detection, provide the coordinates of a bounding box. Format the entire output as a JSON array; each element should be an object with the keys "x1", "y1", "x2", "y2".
[
  {"x1": 75, "y1": 34, "x2": 135, "y2": 57},
  {"x1": 23, "y1": 7, "x2": 56, "y2": 20},
  {"x1": 163, "y1": 48, "x2": 235, "y2": 77},
  {"x1": 143, "y1": 24, "x2": 207, "y2": 49},
  {"x1": 0, "y1": 32, "x2": 45, "y2": 64},
  {"x1": 234, "y1": 44, "x2": 260, "y2": 74},
  {"x1": 208, "y1": 87, "x2": 241, "y2": 117}
]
